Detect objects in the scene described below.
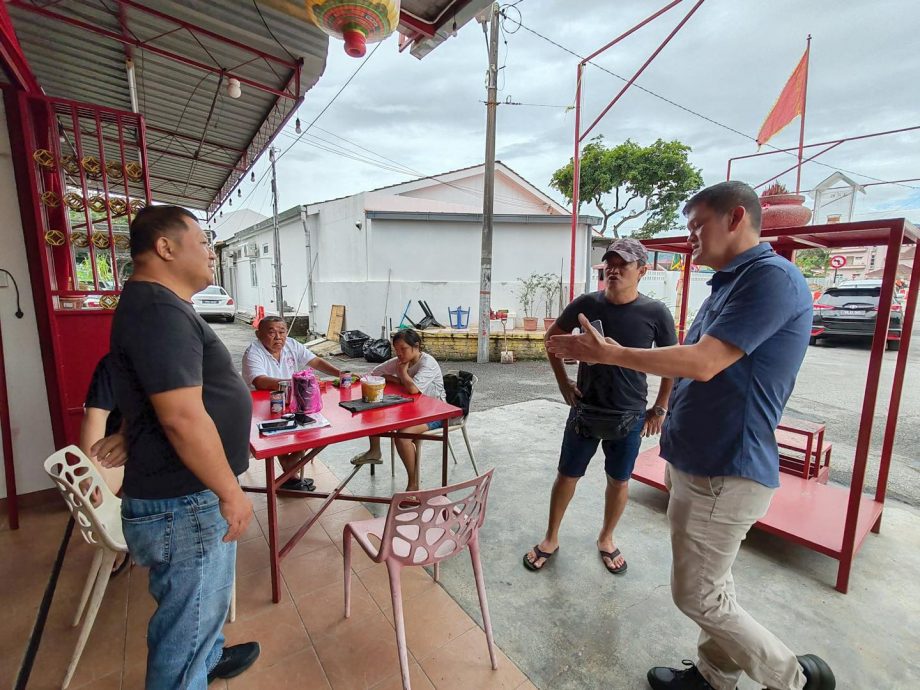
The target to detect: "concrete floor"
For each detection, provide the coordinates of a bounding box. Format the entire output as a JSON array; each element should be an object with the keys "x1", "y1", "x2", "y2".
[{"x1": 213, "y1": 320, "x2": 920, "y2": 689}]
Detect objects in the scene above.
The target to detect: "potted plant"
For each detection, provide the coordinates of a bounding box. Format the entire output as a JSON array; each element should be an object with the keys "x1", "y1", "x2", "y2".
[
  {"x1": 515, "y1": 273, "x2": 541, "y2": 331},
  {"x1": 540, "y1": 273, "x2": 561, "y2": 330},
  {"x1": 760, "y1": 181, "x2": 812, "y2": 229}
]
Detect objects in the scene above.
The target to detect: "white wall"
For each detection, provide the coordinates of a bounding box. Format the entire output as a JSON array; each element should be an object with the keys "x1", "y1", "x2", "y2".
[
  {"x1": 223, "y1": 213, "x2": 314, "y2": 318},
  {"x1": 312, "y1": 216, "x2": 589, "y2": 335},
  {"x1": 0, "y1": 104, "x2": 56, "y2": 498}
]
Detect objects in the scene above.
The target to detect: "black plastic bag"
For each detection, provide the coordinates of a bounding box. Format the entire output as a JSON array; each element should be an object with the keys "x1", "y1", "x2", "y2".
[
  {"x1": 363, "y1": 338, "x2": 392, "y2": 363},
  {"x1": 443, "y1": 370, "x2": 474, "y2": 418}
]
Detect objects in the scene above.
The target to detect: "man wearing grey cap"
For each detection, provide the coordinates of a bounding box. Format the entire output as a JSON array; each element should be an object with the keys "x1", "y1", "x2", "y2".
[{"x1": 524, "y1": 237, "x2": 676, "y2": 575}]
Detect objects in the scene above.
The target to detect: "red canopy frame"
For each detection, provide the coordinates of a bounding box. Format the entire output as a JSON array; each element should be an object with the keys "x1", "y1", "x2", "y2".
[
  {"x1": 638, "y1": 218, "x2": 919, "y2": 592},
  {"x1": 567, "y1": 0, "x2": 705, "y2": 301}
]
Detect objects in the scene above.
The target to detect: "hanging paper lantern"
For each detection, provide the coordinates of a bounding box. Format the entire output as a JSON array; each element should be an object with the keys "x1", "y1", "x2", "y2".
[{"x1": 306, "y1": 0, "x2": 401, "y2": 58}]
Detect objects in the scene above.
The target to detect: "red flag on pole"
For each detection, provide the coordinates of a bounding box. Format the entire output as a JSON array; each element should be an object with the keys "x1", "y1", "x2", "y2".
[{"x1": 756, "y1": 46, "x2": 809, "y2": 147}]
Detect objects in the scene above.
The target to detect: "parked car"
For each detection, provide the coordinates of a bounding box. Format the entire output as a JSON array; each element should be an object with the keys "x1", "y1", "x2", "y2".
[
  {"x1": 191, "y1": 285, "x2": 236, "y2": 322},
  {"x1": 811, "y1": 282, "x2": 902, "y2": 350}
]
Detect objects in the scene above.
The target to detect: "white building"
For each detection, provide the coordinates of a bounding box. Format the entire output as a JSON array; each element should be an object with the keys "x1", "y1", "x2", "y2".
[{"x1": 218, "y1": 163, "x2": 600, "y2": 334}]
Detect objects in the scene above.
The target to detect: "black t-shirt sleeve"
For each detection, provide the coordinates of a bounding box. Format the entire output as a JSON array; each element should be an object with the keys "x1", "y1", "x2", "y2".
[
  {"x1": 555, "y1": 294, "x2": 592, "y2": 333},
  {"x1": 123, "y1": 302, "x2": 204, "y2": 395},
  {"x1": 653, "y1": 302, "x2": 679, "y2": 348},
  {"x1": 85, "y1": 354, "x2": 116, "y2": 411}
]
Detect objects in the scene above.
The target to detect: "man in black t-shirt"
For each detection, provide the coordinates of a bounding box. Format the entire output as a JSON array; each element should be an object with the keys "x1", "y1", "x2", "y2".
[
  {"x1": 524, "y1": 238, "x2": 676, "y2": 575},
  {"x1": 105, "y1": 205, "x2": 260, "y2": 688}
]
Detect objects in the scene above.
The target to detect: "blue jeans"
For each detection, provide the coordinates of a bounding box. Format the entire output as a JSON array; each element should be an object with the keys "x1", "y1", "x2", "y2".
[
  {"x1": 122, "y1": 490, "x2": 236, "y2": 690},
  {"x1": 557, "y1": 409, "x2": 645, "y2": 481}
]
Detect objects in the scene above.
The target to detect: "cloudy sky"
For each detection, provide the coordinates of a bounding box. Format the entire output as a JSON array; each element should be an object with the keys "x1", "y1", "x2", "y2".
[{"x1": 215, "y1": 0, "x2": 920, "y2": 238}]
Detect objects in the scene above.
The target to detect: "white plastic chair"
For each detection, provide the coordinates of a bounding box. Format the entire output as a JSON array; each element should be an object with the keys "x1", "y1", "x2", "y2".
[
  {"x1": 44, "y1": 446, "x2": 237, "y2": 688},
  {"x1": 389, "y1": 372, "x2": 479, "y2": 476},
  {"x1": 44, "y1": 445, "x2": 129, "y2": 689}
]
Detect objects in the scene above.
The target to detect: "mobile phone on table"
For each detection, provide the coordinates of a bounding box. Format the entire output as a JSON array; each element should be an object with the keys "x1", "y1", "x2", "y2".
[{"x1": 258, "y1": 419, "x2": 296, "y2": 433}]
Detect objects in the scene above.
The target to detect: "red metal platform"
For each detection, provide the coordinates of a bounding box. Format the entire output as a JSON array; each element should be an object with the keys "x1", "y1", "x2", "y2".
[{"x1": 633, "y1": 448, "x2": 883, "y2": 563}]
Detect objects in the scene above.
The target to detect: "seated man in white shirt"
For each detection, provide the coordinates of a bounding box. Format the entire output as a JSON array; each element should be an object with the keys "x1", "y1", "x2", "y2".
[{"x1": 242, "y1": 316, "x2": 344, "y2": 491}]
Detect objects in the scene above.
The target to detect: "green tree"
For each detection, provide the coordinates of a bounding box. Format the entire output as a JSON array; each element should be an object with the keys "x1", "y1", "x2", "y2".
[
  {"x1": 795, "y1": 248, "x2": 830, "y2": 277},
  {"x1": 550, "y1": 136, "x2": 703, "y2": 239}
]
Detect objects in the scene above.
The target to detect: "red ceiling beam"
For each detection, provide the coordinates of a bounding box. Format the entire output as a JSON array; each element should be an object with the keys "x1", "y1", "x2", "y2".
[
  {"x1": 116, "y1": 0, "x2": 298, "y2": 70},
  {"x1": 147, "y1": 145, "x2": 247, "y2": 173},
  {"x1": 9, "y1": 1, "x2": 299, "y2": 100},
  {"x1": 398, "y1": 0, "x2": 475, "y2": 40},
  {"x1": 398, "y1": 12, "x2": 438, "y2": 38},
  {"x1": 0, "y1": 1, "x2": 41, "y2": 93},
  {"x1": 145, "y1": 125, "x2": 246, "y2": 155}
]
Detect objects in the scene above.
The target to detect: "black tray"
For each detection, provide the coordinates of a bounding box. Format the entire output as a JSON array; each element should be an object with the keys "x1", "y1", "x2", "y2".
[{"x1": 339, "y1": 395, "x2": 413, "y2": 413}]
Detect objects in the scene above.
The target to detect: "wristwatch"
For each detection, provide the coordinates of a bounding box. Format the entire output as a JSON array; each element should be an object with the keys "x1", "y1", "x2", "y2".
[{"x1": 651, "y1": 405, "x2": 667, "y2": 417}]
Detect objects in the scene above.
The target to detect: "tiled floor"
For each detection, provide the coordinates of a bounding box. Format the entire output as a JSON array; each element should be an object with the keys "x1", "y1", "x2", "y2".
[{"x1": 1, "y1": 460, "x2": 533, "y2": 689}]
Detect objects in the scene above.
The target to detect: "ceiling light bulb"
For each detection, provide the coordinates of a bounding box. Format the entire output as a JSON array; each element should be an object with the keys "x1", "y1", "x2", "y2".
[
  {"x1": 250, "y1": 171, "x2": 256, "y2": 182},
  {"x1": 450, "y1": 19, "x2": 458, "y2": 38},
  {"x1": 227, "y1": 77, "x2": 242, "y2": 99},
  {"x1": 237, "y1": 189, "x2": 242, "y2": 198},
  {"x1": 295, "y1": 118, "x2": 302, "y2": 134},
  {"x1": 229, "y1": 197, "x2": 233, "y2": 206},
  {"x1": 220, "y1": 210, "x2": 223, "y2": 217}
]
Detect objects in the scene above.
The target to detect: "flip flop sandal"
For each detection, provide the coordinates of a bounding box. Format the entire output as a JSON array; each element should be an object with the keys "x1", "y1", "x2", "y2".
[
  {"x1": 523, "y1": 544, "x2": 558, "y2": 572},
  {"x1": 280, "y1": 478, "x2": 315, "y2": 492},
  {"x1": 598, "y1": 548, "x2": 627, "y2": 575},
  {"x1": 350, "y1": 453, "x2": 383, "y2": 466}
]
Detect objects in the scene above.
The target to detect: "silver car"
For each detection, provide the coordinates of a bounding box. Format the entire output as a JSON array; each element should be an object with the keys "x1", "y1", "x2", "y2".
[{"x1": 192, "y1": 285, "x2": 236, "y2": 322}]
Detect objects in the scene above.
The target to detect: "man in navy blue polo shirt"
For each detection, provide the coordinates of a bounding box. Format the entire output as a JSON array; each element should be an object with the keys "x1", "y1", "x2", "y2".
[{"x1": 547, "y1": 181, "x2": 835, "y2": 690}]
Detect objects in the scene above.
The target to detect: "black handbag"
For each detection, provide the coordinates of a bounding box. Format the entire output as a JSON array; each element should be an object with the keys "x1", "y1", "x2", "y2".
[{"x1": 572, "y1": 403, "x2": 643, "y2": 441}]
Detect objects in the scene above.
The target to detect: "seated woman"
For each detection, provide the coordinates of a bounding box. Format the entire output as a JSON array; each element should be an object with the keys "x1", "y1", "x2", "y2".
[{"x1": 352, "y1": 329, "x2": 445, "y2": 492}]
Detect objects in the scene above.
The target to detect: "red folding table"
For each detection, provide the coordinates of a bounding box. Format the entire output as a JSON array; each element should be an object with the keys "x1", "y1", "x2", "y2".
[{"x1": 245, "y1": 384, "x2": 462, "y2": 602}]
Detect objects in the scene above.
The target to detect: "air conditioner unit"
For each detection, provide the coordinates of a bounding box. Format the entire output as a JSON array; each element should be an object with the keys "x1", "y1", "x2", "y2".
[{"x1": 243, "y1": 242, "x2": 259, "y2": 258}]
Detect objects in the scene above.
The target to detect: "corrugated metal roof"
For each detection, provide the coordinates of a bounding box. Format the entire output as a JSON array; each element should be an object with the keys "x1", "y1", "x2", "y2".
[
  {"x1": 5, "y1": 0, "x2": 492, "y2": 213},
  {"x1": 8, "y1": 0, "x2": 329, "y2": 214}
]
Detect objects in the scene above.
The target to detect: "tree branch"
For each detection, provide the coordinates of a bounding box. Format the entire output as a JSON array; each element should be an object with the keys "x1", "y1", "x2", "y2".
[{"x1": 611, "y1": 197, "x2": 651, "y2": 232}]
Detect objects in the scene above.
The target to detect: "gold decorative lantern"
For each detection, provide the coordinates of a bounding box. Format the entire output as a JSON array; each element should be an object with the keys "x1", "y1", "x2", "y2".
[
  {"x1": 64, "y1": 192, "x2": 85, "y2": 212},
  {"x1": 33, "y1": 149, "x2": 55, "y2": 170},
  {"x1": 44, "y1": 229, "x2": 66, "y2": 247},
  {"x1": 41, "y1": 191, "x2": 61, "y2": 208}
]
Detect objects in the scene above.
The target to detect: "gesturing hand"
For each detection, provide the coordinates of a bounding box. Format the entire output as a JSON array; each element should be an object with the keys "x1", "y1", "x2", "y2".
[{"x1": 546, "y1": 314, "x2": 620, "y2": 364}]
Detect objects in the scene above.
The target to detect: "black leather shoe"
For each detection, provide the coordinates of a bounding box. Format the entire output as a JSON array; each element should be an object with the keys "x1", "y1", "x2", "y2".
[
  {"x1": 208, "y1": 642, "x2": 260, "y2": 683},
  {"x1": 647, "y1": 660, "x2": 716, "y2": 689},
  {"x1": 798, "y1": 654, "x2": 836, "y2": 690}
]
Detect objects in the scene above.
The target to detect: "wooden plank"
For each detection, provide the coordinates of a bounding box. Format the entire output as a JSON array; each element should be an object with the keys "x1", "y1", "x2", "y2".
[{"x1": 325, "y1": 305, "x2": 345, "y2": 341}]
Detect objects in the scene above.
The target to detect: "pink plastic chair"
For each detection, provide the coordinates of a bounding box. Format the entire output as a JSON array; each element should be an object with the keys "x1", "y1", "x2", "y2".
[{"x1": 343, "y1": 470, "x2": 497, "y2": 690}]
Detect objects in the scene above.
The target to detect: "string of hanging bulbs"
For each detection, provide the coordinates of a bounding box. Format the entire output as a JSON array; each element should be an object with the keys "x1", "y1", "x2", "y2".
[{"x1": 213, "y1": 112, "x2": 301, "y2": 221}]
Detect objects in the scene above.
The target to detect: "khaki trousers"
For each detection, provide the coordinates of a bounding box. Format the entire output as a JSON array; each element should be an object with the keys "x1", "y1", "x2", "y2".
[{"x1": 665, "y1": 464, "x2": 806, "y2": 690}]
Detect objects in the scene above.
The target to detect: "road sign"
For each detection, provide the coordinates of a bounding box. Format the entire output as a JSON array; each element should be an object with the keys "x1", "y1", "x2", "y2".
[{"x1": 830, "y1": 255, "x2": 847, "y2": 269}]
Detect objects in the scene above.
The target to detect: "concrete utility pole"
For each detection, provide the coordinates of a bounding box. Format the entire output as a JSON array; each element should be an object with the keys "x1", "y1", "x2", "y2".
[
  {"x1": 477, "y1": 2, "x2": 499, "y2": 363},
  {"x1": 269, "y1": 147, "x2": 285, "y2": 319}
]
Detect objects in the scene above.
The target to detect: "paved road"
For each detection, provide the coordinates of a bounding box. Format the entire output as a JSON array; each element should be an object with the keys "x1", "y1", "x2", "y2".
[{"x1": 214, "y1": 321, "x2": 919, "y2": 506}]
